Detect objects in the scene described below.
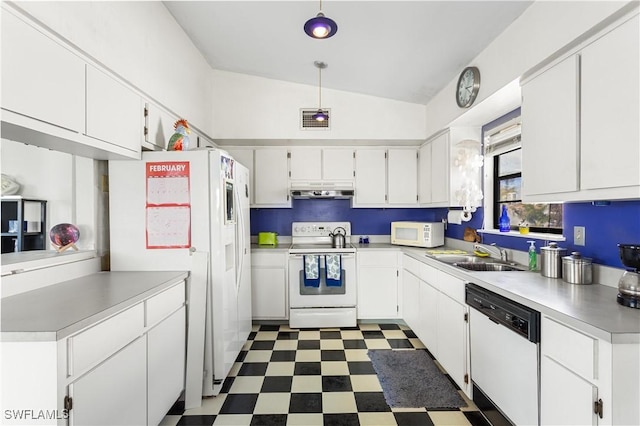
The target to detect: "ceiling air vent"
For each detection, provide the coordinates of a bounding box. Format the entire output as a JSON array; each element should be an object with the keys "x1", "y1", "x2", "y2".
[{"x1": 300, "y1": 108, "x2": 331, "y2": 130}]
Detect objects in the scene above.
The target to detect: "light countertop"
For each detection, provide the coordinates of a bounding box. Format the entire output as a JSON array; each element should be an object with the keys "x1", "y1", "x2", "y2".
[
  {"x1": 402, "y1": 247, "x2": 640, "y2": 343},
  {"x1": 1, "y1": 270, "x2": 188, "y2": 342}
]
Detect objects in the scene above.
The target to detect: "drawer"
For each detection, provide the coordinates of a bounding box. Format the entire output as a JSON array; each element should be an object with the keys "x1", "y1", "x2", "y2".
[
  {"x1": 358, "y1": 251, "x2": 398, "y2": 267},
  {"x1": 252, "y1": 251, "x2": 286, "y2": 267},
  {"x1": 68, "y1": 303, "x2": 144, "y2": 377},
  {"x1": 542, "y1": 316, "x2": 597, "y2": 381},
  {"x1": 147, "y1": 281, "x2": 185, "y2": 327},
  {"x1": 434, "y1": 270, "x2": 465, "y2": 303},
  {"x1": 402, "y1": 254, "x2": 421, "y2": 276}
]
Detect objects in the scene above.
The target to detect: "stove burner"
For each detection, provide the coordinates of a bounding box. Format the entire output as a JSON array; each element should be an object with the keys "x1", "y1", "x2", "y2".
[{"x1": 617, "y1": 293, "x2": 640, "y2": 309}]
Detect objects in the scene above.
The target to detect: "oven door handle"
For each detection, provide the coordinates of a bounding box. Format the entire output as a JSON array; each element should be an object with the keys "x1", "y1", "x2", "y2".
[{"x1": 289, "y1": 253, "x2": 356, "y2": 259}]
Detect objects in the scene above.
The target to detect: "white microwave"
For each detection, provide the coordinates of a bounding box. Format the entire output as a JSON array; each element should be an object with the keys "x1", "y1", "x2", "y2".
[{"x1": 391, "y1": 221, "x2": 445, "y2": 248}]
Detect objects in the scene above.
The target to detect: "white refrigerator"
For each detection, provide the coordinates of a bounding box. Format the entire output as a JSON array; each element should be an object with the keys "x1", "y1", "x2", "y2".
[{"x1": 108, "y1": 148, "x2": 251, "y2": 402}]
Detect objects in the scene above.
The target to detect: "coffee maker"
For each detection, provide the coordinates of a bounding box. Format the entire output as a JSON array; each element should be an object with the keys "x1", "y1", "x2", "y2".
[{"x1": 617, "y1": 244, "x2": 640, "y2": 308}]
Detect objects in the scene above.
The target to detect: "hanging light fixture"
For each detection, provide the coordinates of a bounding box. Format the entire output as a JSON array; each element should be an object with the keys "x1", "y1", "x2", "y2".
[
  {"x1": 304, "y1": 0, "x2": 338, "y2": 39},
  {"x1": 312, "y1": 61, "x2": 329, "y2": 122}
]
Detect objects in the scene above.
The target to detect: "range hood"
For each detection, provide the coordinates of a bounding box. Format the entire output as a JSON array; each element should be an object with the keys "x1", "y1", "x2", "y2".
[{"x1": 290, "y1": 182, "x2": 354, "y2": 199}]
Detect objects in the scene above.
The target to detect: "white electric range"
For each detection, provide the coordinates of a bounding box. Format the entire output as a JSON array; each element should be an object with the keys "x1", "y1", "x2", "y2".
[{"x1": 288, "y1": 222, "x2": 357, "y2": 328}]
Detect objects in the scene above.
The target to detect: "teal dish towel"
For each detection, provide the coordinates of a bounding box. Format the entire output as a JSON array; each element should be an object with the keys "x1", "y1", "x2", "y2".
[
  {"x1": 325, "y1": 254, "x2": 343, "y2": 287},
  {"x1": 303, "y1": 255, "x2": 320, "y2": 287}
]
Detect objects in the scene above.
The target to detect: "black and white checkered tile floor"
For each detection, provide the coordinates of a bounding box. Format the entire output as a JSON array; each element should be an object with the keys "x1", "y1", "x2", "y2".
[{"x1": 161, "y1": 323, "x2": 488, "y2": 426}]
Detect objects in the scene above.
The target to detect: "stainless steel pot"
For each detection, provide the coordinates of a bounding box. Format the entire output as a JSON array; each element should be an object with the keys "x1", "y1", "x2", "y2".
[
  {"x1": 329, "y1": 227, "x2": 346, "y2": 248},
  {"x1": 540, "y1": 242, "x2": 567, "y2": 278},
  {"x1": 562, "y1": 252, "x2": 593, "y2": 284}
]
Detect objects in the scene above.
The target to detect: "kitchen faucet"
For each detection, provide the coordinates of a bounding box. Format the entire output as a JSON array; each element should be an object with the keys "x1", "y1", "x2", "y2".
[{"x1": 474, "y1": 243, "x2": 509, "y2": 262}]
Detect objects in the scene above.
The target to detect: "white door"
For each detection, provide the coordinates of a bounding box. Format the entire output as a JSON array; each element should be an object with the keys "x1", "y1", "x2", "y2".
[
  {"x1": 70, "y1": 337, "x2": 147, "y2": 426},
  {"x1": 418, "y1": 143, "x2": 432, "y2": 204},
  {"x1": 86, "y1": 65, "x2": 141, "y2": 153},
  {"x1": 437, "y1": 292, "x2": 468, "y2": 393},
  {"x1": 357, "y1": 267, "x2": 398, "y2": 319},
  {"x1": 354, "y1": 149, "x2": 387, "y2": 205},
  {"x1": 401, "y1": 270, "x2": 420, "y2": 332},
  {"x1": 323, "y1": 148, "x2": 355, "y2": 181},
  {"x1": 388, "y1": 149, "x2": 418, "y2": 205},
  {"x1": 418, "y1": 280, "x2": 438, "y2": 355},
  {"x1": 290, "y1": 147, "x2": 322, "y2": 181},
  {"x1": 254, "y1": 148, "x2": 290, "y2": 206},
  {"x1": 148, "y1": 307, "x2": 186, "y2": 426},
  {"x1": 235, "y1": 162, "x2": 252, "y2": 347},
  {"x1": 145, "y1": 102, "x2": 176, "y2": 150},
  {"x1": 521, "y1": 55, "x2": 579, "y2": 197},
  {"x1": 580, "y1": 15, "x2": 640, "y2": 191},
  {"x1": 1, "y1": 10, "x2": 85, "y2": 133},
  {"x1": 430, "y1": 133, "x2": 450, "y2": 204}
]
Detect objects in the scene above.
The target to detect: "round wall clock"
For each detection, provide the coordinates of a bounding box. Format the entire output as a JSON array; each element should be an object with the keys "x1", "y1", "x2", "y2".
[{"x1": 456, "y1": 66, "x2": 481, "y2": 108}]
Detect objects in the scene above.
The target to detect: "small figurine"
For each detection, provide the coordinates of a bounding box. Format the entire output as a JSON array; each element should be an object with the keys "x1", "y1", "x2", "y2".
[{"x1": 167, "y1": 119, "x2": 191, "y2": 151}]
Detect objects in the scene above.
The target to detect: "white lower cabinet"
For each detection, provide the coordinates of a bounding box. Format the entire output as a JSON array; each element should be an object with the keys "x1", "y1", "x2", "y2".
[
  {"x1": 435, "y1": 291, "x2": 467, "y2": 391},
  {"x1": 357, "y1": 251, "x2": 399, "y2": 319},
  {"x1": 2, "y1": 281, "x2": 186, "y2": 426},
  {"x1": 401, "y1": 255, "x2": 470, "y2": 396},
  {"x1": 541, "y1": 355, "x2": 597, "y2": 426},
  {"x1": 251, "y1": 250, "x2": 288, "y2": 320},
  {"x1": 541, "y1": 315, "x2": 605, "y2": 425},
  {"x1": 147, "y1": 306, "x2": 187, "y2": 426},
  {"x1": 70, "y1": 337, "x2": 147, "y2": 426},
  {"x1": 540, "y1": 315, "x2": 640, "y2": 426}
]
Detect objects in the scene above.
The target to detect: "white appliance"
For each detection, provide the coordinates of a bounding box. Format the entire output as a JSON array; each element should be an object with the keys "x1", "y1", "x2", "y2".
[
  {"x1": 391, "y1": 221, "x2": 445, "y2": 248},
  {"x1": 109, "y1": 148, "x2": 251, "y2": 399},
  {"x1": 288, "y1": 222, "x2": 357, "y2": 328},
  {"x1": 466, "y1": 283, "x2": 540, "y2": 426}
]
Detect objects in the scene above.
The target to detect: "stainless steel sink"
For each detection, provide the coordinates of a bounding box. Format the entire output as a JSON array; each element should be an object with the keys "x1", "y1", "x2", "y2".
[
  {"x1": 427, "y1": 254, "x2": 486, "y2": 264},
  {"x1": 453, "y1": 262, "x2": 527, "y2": 272}
]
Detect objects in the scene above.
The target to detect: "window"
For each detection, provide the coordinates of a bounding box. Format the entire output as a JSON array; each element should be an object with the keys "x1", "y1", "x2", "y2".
[
  {"x1": 493, "y1": 148, "x2": 563, "y2": 234},
  {"x1": 484, "y1": 113, "x2": 563, "y2": 235}
]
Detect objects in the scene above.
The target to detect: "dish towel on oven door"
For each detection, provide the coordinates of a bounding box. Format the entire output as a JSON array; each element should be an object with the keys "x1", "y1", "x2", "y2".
[
  {"x1": 303, "y1": 255, "x2": 321, "y2": 287},
  {"x1": 325, "y1": 254, "x2": 343, "y2": 287}
]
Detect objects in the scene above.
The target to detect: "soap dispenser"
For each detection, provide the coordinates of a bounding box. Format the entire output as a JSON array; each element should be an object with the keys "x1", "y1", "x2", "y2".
[
  {"x1": 527, "y1": 240, "x2": 537, "y2": 271},
  {"x1": 499, "y1": 205, "x2": 511, "y2": 232}
]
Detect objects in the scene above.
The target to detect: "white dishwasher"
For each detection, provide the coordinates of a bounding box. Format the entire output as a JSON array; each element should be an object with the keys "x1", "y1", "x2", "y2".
[{"x1": 466, "y1": 283, "x2": 541, "y2": 426}]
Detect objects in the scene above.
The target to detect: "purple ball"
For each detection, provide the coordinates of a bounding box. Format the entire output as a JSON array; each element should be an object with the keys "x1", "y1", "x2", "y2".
[{"x1": 49, "y1": 223, "x2": 80, "y2": 247}]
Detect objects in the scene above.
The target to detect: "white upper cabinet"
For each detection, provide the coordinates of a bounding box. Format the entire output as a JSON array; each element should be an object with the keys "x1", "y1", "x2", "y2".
[
  {"x1": 429, "y1": 132, "x2": 450, "y2": 205},
  {"x1": 1, "y1": 9, "x2": 85, "y2": 133},
  {"x1": 580, "y1": 14, "x2": 639, "y2": 192},
  {"x1": 254, "y1": 148, "x2": 291, "y2": 207},
  {"x1": 388, "y1": 149, "x2": 418, "y2": 205},
  {"x1": 521, "y1": 13, "x2": 640, "y2": 202},
  {"x1": 354, "y1": 149, "x2": 388, "y2": 206},
  {"x1": 419, "y1": 128, "x2": 482, "y2": 208},
  {"x1": 322, "y1": 148, "x2": 355, "y2": 181},
  {"x1": 418, "y1": 143, "x2": 433, "y2": 204},
  {"x1": 86, "y1": 65, "x2": 141, "y2": 154},
  {"x1": 289, "y1": 148, "x2": 354, "y2": 183},
  {"x1": 289, "y1": 148, "x2": 322, "y2": 181},
  {"x1": 521, "y1": 55, "x2": 579, "y2": 197},
  {"x1": 144, "y1": 102, "x2": 177, "y2": 151},
  {"x1": 224, "y1": 148, "x2": 255, "y2": 205}
]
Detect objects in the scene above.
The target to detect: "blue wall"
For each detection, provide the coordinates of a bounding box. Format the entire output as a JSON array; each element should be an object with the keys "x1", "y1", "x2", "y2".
[{"x1": 251, "y1": 200, "x2": 640, "y2": 268}]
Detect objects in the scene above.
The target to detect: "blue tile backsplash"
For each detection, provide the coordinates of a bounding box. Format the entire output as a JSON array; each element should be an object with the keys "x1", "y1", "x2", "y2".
[{"x1": 251, "y1": 199, "x2": 640, "y2": 268}]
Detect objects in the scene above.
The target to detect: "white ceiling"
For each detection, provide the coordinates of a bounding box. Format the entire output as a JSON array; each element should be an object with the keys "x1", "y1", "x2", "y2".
[{"x1": 163, "y1": 1, "x2": 533, "y2": 105}]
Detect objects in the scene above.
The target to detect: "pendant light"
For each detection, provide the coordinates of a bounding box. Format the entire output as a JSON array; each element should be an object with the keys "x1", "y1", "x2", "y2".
[
  {"x1": 304, "y1": 0, "x2": 338, "y2": 39},
  {"x1": 312, "y1": 61, "x2": 328, "y2": 122}
]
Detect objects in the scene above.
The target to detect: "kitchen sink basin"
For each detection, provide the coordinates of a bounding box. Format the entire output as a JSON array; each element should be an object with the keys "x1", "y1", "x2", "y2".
[
  {"x1": 453, "y1": 262, "x2": 527, "y2": 272},
  {"x1": 427, "y1": 254, "x2": 486, "y2": 264}
]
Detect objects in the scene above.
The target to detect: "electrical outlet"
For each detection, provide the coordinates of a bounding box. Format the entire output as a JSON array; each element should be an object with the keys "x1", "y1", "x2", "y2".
[{"x1": 574, "y1": 226, "x2": 586, "y2": 246}]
